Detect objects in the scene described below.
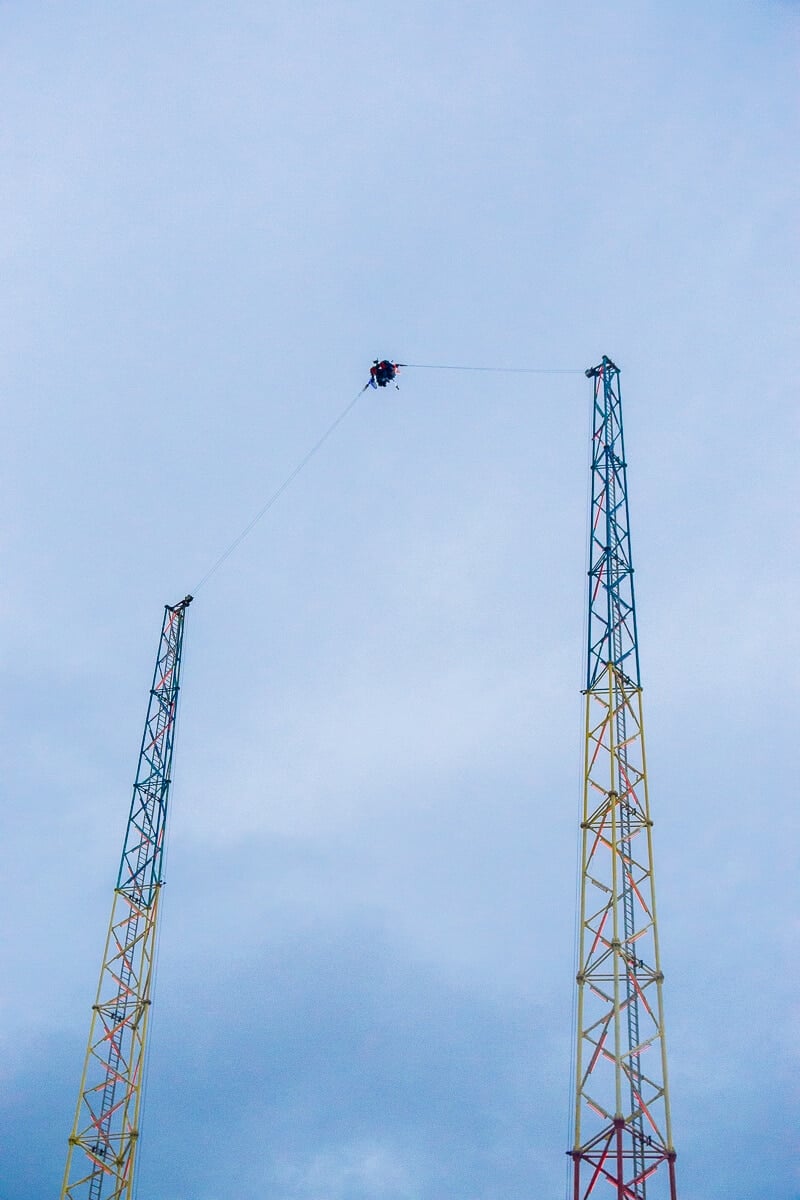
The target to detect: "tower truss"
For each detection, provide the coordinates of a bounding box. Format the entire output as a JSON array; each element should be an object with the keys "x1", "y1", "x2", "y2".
[
  {"x1": 61, "y1": 595, "x2": 192, "y2": 1200},
  {"x1": 569, "y1": 359, "x2": 677, "y2": 1199}
]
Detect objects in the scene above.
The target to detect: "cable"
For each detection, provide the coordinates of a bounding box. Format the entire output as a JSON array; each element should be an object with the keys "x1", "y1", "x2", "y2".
[
  {"x1": 191, "y1": 361, "x2": 577, "y2": 594},
  {"x1": 400, "y1": 363, "x2": 581, "y2": 374},
  {"x1": 192, "y1": 384, "x2": 368, "y2": 594}
]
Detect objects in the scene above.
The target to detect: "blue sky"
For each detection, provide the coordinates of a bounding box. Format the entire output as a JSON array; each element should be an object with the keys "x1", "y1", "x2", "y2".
[{"x1": 1, "y1": 3, "x2": 798, "y2": 1198}]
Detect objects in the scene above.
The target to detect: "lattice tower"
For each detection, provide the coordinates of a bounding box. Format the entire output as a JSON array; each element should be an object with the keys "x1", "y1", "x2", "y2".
[
  {"x1": 569, "y1": 359, "x2": 677, "y2": 1199},
  {"x1": 61, "y1": 596, "x2": 192, "y2": 1200}
]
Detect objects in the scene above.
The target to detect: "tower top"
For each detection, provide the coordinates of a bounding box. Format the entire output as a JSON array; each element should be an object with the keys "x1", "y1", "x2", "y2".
[
  {"x1": 585, "y1": 355, "x2": 619, "y2": 378},
  {"x1": 168, "y1": 594, "x2": 193, "y2": 613}
]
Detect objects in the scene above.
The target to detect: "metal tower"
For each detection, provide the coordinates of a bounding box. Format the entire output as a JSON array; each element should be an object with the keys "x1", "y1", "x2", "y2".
[
  {"x1": 569, "y1": 359, "x2": 677, "y2": 1199},
  {"x1": 61, "y1": 595, "x2": 192, "y2": 1200}
]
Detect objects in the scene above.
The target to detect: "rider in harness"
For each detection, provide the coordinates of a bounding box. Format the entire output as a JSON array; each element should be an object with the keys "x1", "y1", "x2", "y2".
[{"x1": 369, "y1": 360, "x2": 399, "y2": 388}]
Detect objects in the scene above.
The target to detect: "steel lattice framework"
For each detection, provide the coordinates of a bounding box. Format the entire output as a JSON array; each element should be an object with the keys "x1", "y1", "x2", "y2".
[
  {"x1": 61, "y1": 596, "x2": 192, "y2": 1200},
  {"x1": 569, "y1": 359, "x2": 677, "y2": 1200}
]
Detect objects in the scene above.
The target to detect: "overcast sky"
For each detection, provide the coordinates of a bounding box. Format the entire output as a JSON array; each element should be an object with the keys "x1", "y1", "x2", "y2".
[{"x1": 1, "y1": 3, "x2": 798, "y2": 1199}]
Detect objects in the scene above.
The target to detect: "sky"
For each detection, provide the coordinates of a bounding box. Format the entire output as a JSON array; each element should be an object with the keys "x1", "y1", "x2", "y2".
[{"x1": 0, "y1": 2, "x2": 798, "y2": 1198}]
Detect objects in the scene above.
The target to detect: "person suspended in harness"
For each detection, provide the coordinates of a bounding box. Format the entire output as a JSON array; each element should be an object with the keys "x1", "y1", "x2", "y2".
[{"x1": 369, "y1": 359, "x2": 400, "y2": 388}]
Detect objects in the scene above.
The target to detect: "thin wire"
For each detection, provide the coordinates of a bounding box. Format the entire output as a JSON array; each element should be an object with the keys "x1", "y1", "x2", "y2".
[
  {"x1": 192, "y1": 384, "x2": 368, "y2": 594},
  {"x1": 400, "y1": 363, "x2": 581, "y2": 374},
  {"x1": 191, "y1": 362, "x2": 577, "y2": 594}
]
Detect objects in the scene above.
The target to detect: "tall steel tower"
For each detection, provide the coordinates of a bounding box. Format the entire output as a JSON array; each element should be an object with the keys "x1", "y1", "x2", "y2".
[
  {"x1": 61, "y1": 595, "x2": 192, "y2": 1200},
  {"x1": 569, "y1": 359, "x2": 677, "y2": 1199}
]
